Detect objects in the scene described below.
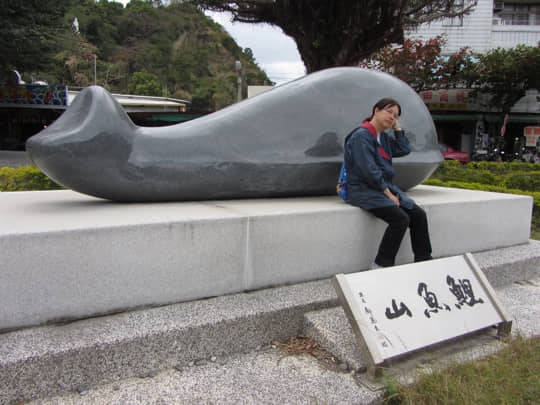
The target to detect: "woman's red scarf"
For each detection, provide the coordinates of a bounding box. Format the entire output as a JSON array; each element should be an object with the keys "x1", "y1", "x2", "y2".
[{"x1": 361, "y1": 122, "x2": 391, "y2": 160}]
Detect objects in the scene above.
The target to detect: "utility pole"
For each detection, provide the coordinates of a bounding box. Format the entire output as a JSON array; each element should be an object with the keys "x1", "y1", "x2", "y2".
[
  {"x1": 93, "y1": 54, "x2": 97, "y2": 85},
  {"x1": 235, "y1": 60, "x2": 242, "y2": 102}
]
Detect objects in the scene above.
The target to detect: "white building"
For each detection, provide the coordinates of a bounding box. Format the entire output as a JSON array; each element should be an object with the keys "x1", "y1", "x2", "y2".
[
  {"x1": 407, "y1": 0, "x2": 540, "y2": 54},
  {"x1": 406, "y1": 1, "x2": 540, "y2": 159}
]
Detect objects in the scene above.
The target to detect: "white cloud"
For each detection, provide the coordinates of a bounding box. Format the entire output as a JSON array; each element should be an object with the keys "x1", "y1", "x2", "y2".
[{"x1": 205, "y1": 11, "x2": 305, "y2": 85}]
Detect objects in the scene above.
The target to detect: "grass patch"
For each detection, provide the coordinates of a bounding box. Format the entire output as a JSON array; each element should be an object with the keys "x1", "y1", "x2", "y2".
[
  {"x1": 382, "y1": 335, "x2": 540, "y2": 405},
  {"x1": 532, "y1": 218, "x2": 540, "y2": 241}
]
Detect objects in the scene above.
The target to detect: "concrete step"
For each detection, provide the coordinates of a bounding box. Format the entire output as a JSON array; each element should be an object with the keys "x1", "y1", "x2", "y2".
[
  {"x1": 21, "y1": 275, "x2": 540, "y2": 405},
  {"x1": 0, "y1": 279, "x2": 337, "y2": 404},
  {"x1": 472, "y1": 240, "x2": 540, "y2": 288},
  {"x1": 1, "y1": 242, "x2": 538, "y2": 404},
  {"x1": 26, "y1": 345, "x2": 382, "y2": 405},
  {"x1": 304, "y1": 307, "x2": 504, "y2": 380}
]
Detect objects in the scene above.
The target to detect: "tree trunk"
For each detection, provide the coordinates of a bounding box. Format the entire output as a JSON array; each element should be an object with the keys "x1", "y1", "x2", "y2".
[{"x1": 260, "y1": 0, "x2": 406, "y2": 72}]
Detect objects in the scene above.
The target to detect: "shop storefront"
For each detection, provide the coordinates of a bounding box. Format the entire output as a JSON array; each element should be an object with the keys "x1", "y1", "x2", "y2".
[{"x1": 420, "y1": 89, "x2": 540, "y2": 161}]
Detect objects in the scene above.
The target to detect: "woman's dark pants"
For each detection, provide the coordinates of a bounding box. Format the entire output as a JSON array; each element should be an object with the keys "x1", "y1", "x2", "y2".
[{"x1": 369, "y1": 203, "x2": 432, "y2": 267}]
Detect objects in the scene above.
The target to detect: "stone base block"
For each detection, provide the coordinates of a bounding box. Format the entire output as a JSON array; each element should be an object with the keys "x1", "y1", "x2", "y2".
[{"x1": 0, "y1": 185, "x2": 533, "y2": 330}]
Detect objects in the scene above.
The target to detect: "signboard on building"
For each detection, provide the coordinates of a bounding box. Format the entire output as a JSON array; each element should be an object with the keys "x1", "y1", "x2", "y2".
[
  {"x1": 420, "y1": 89, "x2": 470, "y2": 111},
  {"x1": 524, "y1": 126, "x2": 540, "y2": 147},
  {"x1": 0, "y1": 84, "x2": 68, "y2": 107},
  {"x1": 248, "y1": 85, "x2": 273, "y2": 98},
  {"x1": 333, "y1": 253, "x2": 511, "y2": 378}
]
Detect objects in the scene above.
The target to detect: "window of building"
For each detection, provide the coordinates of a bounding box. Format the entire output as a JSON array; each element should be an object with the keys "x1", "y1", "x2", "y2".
[
  {"x1": 533, "y1": 5, "x2": 540, "y2": 25},
  {"x1": 443, "y1": 0, "x2": 465, "y2": 27},
  {"x1": 496, "y1": 3, "x2": 540, "y2": 26}
]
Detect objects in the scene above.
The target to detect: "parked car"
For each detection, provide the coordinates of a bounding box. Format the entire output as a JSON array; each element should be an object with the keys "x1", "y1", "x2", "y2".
[{"x1": 439, "y1": 143, "x2": 469, "y2": 164}]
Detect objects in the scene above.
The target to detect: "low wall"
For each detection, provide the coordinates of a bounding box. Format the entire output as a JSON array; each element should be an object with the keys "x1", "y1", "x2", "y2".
[{"x1": 0, "y1": 185, "x2": 532, "y2": 331}]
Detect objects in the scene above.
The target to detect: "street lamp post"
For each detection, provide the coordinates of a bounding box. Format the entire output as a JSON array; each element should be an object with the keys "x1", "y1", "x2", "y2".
[{"x1": 235, "y1": 60, "x2": 242, "y2": 102}]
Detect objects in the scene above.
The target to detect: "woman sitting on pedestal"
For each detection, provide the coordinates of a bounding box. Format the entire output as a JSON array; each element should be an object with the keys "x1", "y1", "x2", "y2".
[{"x1": 344, "y1": 98, "x2": 433, "y2": 268}]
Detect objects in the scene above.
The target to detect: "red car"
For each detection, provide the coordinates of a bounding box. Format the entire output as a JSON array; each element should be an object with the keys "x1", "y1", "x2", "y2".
[{"x1": 439, "y1": 143, "x2": 469, "y2": 164}]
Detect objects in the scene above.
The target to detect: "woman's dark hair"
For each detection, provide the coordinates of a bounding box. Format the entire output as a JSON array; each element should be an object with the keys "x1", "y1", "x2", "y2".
[{"x1": 364, "y1": 98, "x2": 402, "y2": 122}]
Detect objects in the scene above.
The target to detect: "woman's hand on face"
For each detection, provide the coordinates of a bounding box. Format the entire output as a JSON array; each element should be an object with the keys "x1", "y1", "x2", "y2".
[{"x1": 393, "y1": 119, "x2": 402, "y2": 131}]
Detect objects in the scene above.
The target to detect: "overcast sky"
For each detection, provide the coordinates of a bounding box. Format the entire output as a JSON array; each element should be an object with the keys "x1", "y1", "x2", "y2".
[
  {"x1": 204, "y1": 11, "x2": 305, "y2": 85},
  {"x1": 113, "y1": 1, "x2": 305, "y2": 84}
]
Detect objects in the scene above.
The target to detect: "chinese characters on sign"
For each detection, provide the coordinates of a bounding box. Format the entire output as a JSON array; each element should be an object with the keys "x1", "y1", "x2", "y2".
[
  {"x1": 385, "y1": 299, "x2": 411, "y2": 320},
  {"x1": 420, "y1": 89, "x2": 469, "y2": 111},
  {"x1": 380, "y1": 275, "x2": 484, "y2": 321},
  {"x1": 447, "y1": 275, "x2": 484, "y2": 309}
]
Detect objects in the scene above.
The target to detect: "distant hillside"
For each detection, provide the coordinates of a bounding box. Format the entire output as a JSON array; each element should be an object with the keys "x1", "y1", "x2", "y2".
[{"x1": 14, "y1": 1, "x2": 273, "y2": 111}]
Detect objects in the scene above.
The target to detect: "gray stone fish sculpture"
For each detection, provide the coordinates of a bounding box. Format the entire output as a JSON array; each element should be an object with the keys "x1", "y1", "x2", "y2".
[{"x1": 26, "y1": 67, "x2": 442, "y2": 202}]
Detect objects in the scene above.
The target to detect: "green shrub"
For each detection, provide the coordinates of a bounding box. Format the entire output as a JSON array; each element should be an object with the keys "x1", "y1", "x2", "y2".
[
  {"x1": 0, "y1": 166, "x2": 63, "y2": 191},
  {"x1": 426, "y1": 160, "x2": 540, "y2": 239},
  {"x1": 504, "y1": 171, "x2": 540, "y2": 192},
  {"x1": 424, "y1": 178, "x2": 540, "y2": 207},
  {"x1": 431, "y1": 164, "x2": 502, "y2": 185},
  {"x1": 431, "y1": 161, "x2": 540, "y2": 188},
  {"x1": 466, "y1": 161, "x2": 537, "y2": 174},
  {"x1": 424, "y1": 178, "x2": 540, "y2": 240},
  {"x1": 435, "y1": 160, "x2": 538, "y2": 176},
  {"x1": 467, "y1": 161, "x2": 505, "y2": 174},
  {"x1": 509, "y1": 161, "x2": 537, "y2": 172}
]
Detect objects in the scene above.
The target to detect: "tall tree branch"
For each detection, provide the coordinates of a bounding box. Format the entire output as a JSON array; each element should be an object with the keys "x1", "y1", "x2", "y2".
[{"x1": 192, "y1": 0, "x2": 477, "y2": 72}]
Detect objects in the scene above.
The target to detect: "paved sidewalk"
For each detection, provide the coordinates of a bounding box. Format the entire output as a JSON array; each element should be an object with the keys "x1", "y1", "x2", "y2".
[
  {"x1": 0, "y1": 150, "x2": 32, "y2": 167},
  {"x1": 26, "y1": 277, "x2": 540, "y2": 405}
]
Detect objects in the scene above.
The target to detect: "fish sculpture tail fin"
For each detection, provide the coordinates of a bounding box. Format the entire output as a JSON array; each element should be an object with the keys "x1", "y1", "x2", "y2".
[{"x1": 26, "y1": 86, "x2": 138, "y2": 197}]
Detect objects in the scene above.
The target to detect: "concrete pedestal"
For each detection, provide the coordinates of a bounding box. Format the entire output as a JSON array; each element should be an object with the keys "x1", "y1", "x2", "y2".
[{"x1": 0, "y1": 185, "x2": 532, "y2": 330}]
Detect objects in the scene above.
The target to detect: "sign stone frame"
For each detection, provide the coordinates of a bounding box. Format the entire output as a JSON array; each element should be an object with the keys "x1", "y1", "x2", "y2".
[{"x1": 333, "y1": 253, "x2": 512, "y2": 378}]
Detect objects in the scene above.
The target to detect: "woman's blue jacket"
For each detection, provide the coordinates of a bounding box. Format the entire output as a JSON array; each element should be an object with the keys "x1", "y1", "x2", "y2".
[{"x1": 344, "y1": 122, "x2": 414, "y2": 210}]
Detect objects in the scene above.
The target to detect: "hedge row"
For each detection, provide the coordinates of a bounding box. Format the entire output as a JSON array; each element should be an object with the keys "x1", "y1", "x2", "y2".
[
  {"x1": 430, "y1": 160, "x2": 540, "y2": 192},
  {"x1": 423, "y1": 178, "x2": 540, "y2": 216},
  {"x1": 0, "y1": 166, "x2": 63, "y2": 191},
  {"x1": 425, "y1": 161, "x2": 540, "y2": 239},
  {"x1": 466, "y1": 161, "x2": 539, "y2": 173},
  {"x1": 2, "y1": 161, "x2": 538, "y2": 195}
]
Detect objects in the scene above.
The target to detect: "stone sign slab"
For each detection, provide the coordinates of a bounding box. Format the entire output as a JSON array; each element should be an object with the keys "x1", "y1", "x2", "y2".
[{"x1": 333, "y1": 253, "x2": 512, "y2": 376}]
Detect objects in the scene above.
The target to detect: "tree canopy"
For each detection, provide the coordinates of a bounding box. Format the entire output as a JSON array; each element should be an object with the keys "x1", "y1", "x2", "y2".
[
  {"x1": 473, "y1": 45, "x2": 540, "y2": 113},
  {"x1": 3, "y1": 0, "x2": 538, "y2": 115},
  {"x1": 0, "y1": 0, "x2": 74, "y2": 75},
  {"x1": 1, "y1": 0, "x2": 271, "y2": 111},
  {"x1": 190, "y1": 0, "x2": 477, "y2": 72},
  {"x1": 359, "y1": 36, "x2": 477, "y2": 92},
  {"x1": 361, "y1": 38, "x2": 540, "y2": 123}
]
